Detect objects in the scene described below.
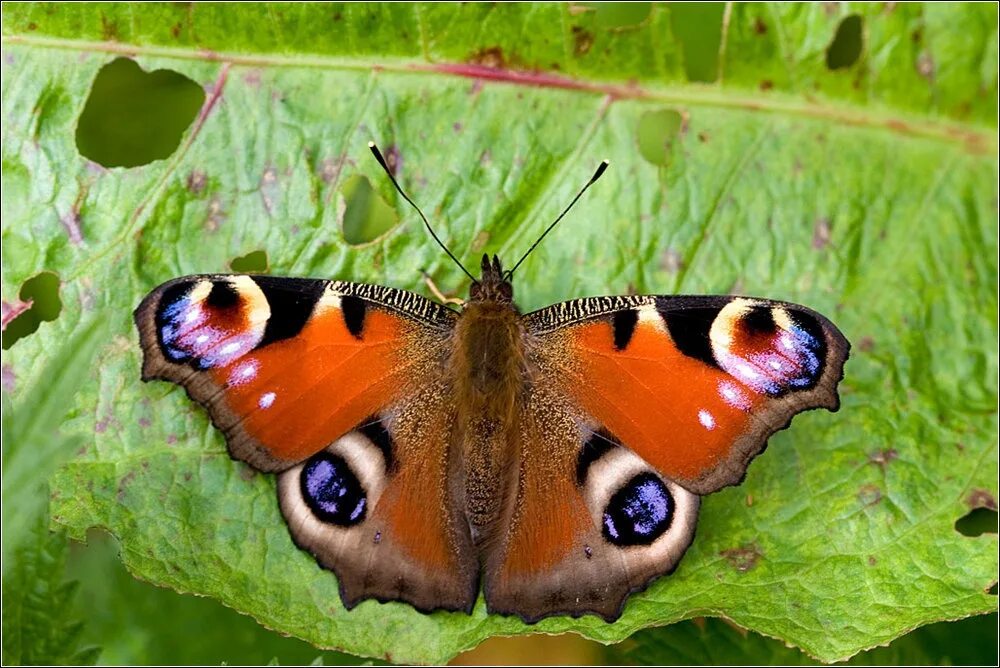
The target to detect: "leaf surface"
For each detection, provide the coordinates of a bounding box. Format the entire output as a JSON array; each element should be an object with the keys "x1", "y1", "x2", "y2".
[{"x1": 2, "y1": 3, "x2": 997, "y2": 664}]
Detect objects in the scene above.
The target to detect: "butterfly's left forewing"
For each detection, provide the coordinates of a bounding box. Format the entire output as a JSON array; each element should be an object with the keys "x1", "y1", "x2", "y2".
[
  {"x1": 482, "y1": 294, "x2": 849, "y2": 622},
  {"x1": 134, "y1": 275, "x2": 479, "y2": 613},
  {"x1": 525, "y1": 294, "x2": 850, "y2": 494}
]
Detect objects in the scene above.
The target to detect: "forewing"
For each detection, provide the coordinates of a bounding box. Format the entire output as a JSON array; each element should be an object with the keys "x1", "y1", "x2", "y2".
[{"x1": 524, "y1": 295, "x2": 850, "y2": 494}]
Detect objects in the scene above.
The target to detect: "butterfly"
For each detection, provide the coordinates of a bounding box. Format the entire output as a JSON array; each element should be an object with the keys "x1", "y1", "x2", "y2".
[{"x1": 134, "y1": 144, "x2": 849, "y2": 623}]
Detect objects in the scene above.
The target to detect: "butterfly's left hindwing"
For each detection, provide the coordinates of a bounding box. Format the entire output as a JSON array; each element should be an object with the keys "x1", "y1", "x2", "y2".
[{"x1": 135, "y1": 275, "x2": 479, "y2": 613}]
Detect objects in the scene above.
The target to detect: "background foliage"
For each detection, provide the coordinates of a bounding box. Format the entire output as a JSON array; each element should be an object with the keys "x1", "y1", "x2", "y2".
[{"x1": 2, "y1": 2, "x2": 997, "y2": 665}]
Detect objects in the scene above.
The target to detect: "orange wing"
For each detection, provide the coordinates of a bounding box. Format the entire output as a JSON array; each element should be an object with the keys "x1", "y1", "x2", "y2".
[
  {"x1": 135, "y1": 275, "x2": 478, "y2": 612},
  {"x1": 480, "y1": 294, "x2": 848, "y2": 622},
  {"x1": 525, "y1": 295, "x2": 850, "y2": 495},
  {"x1": 135, "y1": 275, "x2": 456, "y2": 470}
]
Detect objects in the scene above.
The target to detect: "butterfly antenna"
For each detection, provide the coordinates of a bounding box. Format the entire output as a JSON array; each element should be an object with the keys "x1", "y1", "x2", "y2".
[
  {"x1": 506, "y1": 159, "x2": 610, "y2": 278},
  {"x1": 368, "y1": 142, "x2": 477, "y2": 283}
]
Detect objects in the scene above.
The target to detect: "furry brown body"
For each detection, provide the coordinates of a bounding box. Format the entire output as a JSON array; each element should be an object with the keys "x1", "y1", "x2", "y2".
[{"x1": 450, "y1": 255, "x2": 525, "y2": 543}]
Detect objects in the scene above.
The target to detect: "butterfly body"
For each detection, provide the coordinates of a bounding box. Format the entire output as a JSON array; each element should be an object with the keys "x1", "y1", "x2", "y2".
[{"x1": 135, "y1": 251, "x2": 849, "y2": 622}]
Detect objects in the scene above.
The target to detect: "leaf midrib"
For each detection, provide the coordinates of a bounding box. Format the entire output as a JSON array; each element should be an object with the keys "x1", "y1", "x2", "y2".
[{"x1": 3, "y1": 33, "x2": 997, "y2": 154}]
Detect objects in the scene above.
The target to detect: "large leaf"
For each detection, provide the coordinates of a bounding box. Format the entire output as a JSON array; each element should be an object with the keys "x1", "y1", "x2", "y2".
[
  {"x1": 2, "y1": 3, "x2": 996, "y2": 664},
  {"x1": 1, "y1": 320, "x2": 106, "y2": 665}
]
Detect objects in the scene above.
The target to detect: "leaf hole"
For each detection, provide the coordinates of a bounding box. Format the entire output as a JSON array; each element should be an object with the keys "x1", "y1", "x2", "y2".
[
  {"x1": 669, "y1": 2, "x2": 725, "y2": 82},
  {"x1": 76, "y1": 57, "x2": 205, "y2": 168},
  {"x1": 229, "y1": 250, "x2": 269, "y2": 273},
  {"x1": 955, "y1": 508, "x2": 999, "y2": 537},
  {"x1": 636, "y1": 109, "x2": 684, "y2": 166},
  {"x1": 826, "y1": 15, "x2": 864, "y2": 70},
  {"x1": 585, "y1": 2, "x2": 652, "y2": 29},
  {"x1": 2, "y1": 272, "x2": 62, "y2": 350},
  {"x1": 340, "y1": 175, "x2": 400, "y2": 246}
]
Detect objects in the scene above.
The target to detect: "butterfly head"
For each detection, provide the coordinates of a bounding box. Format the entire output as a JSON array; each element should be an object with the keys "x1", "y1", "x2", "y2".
[{"x1": 469, "y1": 254, "x2": 513, "y2": 304}]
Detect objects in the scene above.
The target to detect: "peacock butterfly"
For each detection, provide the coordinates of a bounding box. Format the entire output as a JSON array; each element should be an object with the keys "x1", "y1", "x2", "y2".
[{"x1": 134, "y1": 144, "x2": 849, "y2": 623}]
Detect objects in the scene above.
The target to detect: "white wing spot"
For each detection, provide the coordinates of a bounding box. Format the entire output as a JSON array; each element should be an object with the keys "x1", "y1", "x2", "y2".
[
  {"x1": 258, "y1": 392, "x2": 276, "y2": 409},
  {"x1": 698, "y1": 409, "x2": 716, "y2": 430}
]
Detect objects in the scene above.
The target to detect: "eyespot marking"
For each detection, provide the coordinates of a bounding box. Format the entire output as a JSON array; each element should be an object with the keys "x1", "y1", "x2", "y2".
[
  {"x1": 602, "y1": 472, "x2": 673, "y2": 547},
  {"x1": 711, "y1": 302, "x2": 827, "y2": 395},
  {"x1": 154, "y1": 278, "x2": 266, "y2": 368},
  {"x1": 300, "y1": 452, "x2": 367, "y2": 526}
]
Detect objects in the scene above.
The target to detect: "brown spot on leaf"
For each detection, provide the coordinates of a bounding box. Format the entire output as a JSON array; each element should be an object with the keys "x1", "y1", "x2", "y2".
[
  {"x1": 661, "y1": 247, "x2": 685, "y2": 274},
  {"x1": 187, "y1": 170, "x2": 207, "y2": 195},
  {"x1": 468, "y1": 46, "x2": 506, "y2": 69},
  {"x1": 239, "y1": 464, "x2": 257, "y2": 482},
  {"x1": 206, "y1": 195, "x2": 226, "y2": 231},
  {"x1": 968, "y1": 489, "x2": 997, "y2": 511},
  {"x1": 858, "y1": 336, "x2": 875, "y2": 352},
  {"x1": 822, "y1": 2, "x2": 840, "y2": 16},
  {"x1": 384, "y1": 145, "x2": 402, "y2": 177},
  {"x1": 319, "y1": 156, "x2": 343, "y2": 185},
  {"x1": 745, "y1": 494, "x2": 754, "y2": 507},
  {"x1": 61, "y1": 208, "x2": 83, "y2": 245},
  {"x1": 697, "y1": 131, "x2": 709, "y2": 143},
  {"x1": 858, "y1": 484, "x2": 882, "y2": 507},
  {"x1": 868, "y1": 556, "x2": 877, "y2": 566},
  {"x1": 813, "y1": 217, "x2": 831, "y2": 250},
  {"x1": 868, "y1": 448, "x2": 898, "y2": 470},
  {"x1": 116, "y1": 470, "x2": 137, "y2": 501},
  {"x1": 470, "y1": 230, "x2": 490, "y2": 252},
  {"x1": 243, "y1": 69, "x2": 262, "y2": 87},
  {"x1": 572, "y1": 26, "x2": 594, "y2": 56},
  {"x1": 1, "y1": 365, "x2": 15, "y2": 392},
  {"x1": 916, "y1": 52, "x2": 935, "y2": 80},
  {"x1": 753, "y1": 18, "x2": 768, "y2": 34},
  {"x1": 759, "y1": 80, "x2": 774, "y2": 91},
  {"x1": 720, "y1": 544, "x2": 762, "y2": 572},
  {"x1": 100, "y1": 14, "x2": 119, "y2": 41}
]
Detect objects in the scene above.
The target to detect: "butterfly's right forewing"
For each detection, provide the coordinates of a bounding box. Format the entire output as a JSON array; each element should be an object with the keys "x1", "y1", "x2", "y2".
[{"x1": 135, "y1": 275, "x2": 479, "y2": 613}]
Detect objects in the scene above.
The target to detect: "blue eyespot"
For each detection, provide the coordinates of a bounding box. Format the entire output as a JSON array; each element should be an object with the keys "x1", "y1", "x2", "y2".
[
  {"x1": 300, "y1": 453, "x2": 366, "y2": 526},
  {"x1": 602, "y1": 472, "x2": 673, "y2": 546}
]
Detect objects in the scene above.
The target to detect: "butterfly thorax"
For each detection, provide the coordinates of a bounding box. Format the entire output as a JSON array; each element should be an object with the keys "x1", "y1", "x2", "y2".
[{"x1": 450, "y1": 255, "x2": 525, "y2": 540}]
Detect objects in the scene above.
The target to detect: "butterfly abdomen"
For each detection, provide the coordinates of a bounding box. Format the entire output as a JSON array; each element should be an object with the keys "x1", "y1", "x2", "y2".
[{"x1": 450, "y1": 299, "x2": 525, "y2": 542}]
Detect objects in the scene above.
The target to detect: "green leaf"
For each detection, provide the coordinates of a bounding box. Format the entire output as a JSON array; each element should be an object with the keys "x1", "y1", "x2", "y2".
[
  {"x1": 608, "y1": 613, "x2": 999, "y2": 665},
  {"x1": 2, "y1": 319, "x2": 106, "y2": 665},
  {"x1": 2, "y1": 3, "x2": 996, "y2": 664},
  {"x1": 2, "y1": 514, "x2": 100, "y2": 666},
  {"x1": 65, "y1": 532, "x2": 369, "y2": 665}
]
